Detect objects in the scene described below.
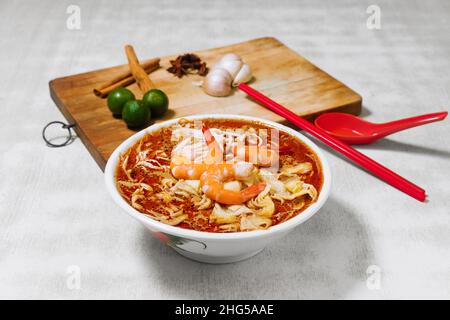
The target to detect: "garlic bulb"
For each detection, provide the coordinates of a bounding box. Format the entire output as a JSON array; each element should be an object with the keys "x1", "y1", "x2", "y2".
[
  {"x1": 220, "y1": 53, "x2": 241, "y2": 62},
  {"x1": 216, "y1": 59, "x2": 242, "y2": 79},
  {"x1": 202, "y1": 68, "x2": 232, "y2": 97},
  {"x1": 203, "y1": 53, "x2": 252, "y2": 97},
  {"x1": 233, "y1": 63, "x2": 252, "y2": 85}
]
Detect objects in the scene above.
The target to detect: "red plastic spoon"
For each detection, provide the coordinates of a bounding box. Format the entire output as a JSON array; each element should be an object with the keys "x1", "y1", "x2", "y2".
[{"x1": 314, "y1": 112, "x2": 448, "y2": 145}]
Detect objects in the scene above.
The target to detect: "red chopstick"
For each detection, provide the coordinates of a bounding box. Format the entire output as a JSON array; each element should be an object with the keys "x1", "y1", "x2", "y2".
[{"x1": 238, "y1": 83, "x2": 427, "y2": 202}]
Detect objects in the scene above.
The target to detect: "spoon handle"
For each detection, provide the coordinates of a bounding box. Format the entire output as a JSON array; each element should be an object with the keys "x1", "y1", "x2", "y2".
[{"x1": 378, "y1": 112, "x2": 448, "y2": 136}]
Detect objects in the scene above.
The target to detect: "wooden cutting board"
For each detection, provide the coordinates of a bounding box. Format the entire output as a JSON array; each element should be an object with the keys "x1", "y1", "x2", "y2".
[{"x1": 50, "y1": 37, "x2": 362, "y2": 170}]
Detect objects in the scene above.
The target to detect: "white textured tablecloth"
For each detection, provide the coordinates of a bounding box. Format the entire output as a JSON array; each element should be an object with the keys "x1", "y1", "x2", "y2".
[{"x1": 0, "y1": 0, "x2": 449, "y2": 299}]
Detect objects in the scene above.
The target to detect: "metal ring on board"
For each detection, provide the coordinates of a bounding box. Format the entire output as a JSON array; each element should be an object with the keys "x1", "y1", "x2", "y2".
[{"x1": 42, "y1": 121, "x2": 76, "y2": 147}]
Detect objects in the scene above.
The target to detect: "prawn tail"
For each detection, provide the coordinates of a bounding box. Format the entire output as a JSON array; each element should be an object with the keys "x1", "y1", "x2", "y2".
[
  {"x1": 240, "y1": 183, "x2": 266, "y2": 202},
  {"x1": 201, "y1": 123, "x2": 216, "y2": 146},
  {"x1": 202, "y1": 123, "x2": 223, "y2": 161}
]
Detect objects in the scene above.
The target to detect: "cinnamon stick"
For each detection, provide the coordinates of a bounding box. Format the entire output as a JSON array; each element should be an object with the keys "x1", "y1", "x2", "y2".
[
  {"x1": 93, "y1": 57, "x2": 160, "y2": 98},
  {"x1": 125, "y1": 45, "x2": 156, "y2": 94}
]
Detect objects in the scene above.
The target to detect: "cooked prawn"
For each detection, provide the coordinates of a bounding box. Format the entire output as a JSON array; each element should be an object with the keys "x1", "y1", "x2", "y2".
[
  {"x1": 170, "y1": 159, "x2": 209, "y2": 180},
  {"x1": 200, "y1": 162, "x2": 266, "y2": 205},
  {"x1": 169, "y1": 124, "x2": 266, "y2": 204},
  {"x1": 170, "y1": 124, "x2": 223, "y2": 179},
  {"x1": 171, "y1": 159, "x2": 265, "y2": 204},
  {"x1": 201, "y1": 122, "x2": 291, "y2": 167},
  {"x1": 200, "y1": 125, "x2": 266, "y2": 204}
]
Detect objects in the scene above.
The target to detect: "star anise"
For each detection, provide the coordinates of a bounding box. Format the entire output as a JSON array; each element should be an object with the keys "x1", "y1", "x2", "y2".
[{"x1": 167, "y1": 53, "x2": 209, "y2": 78}]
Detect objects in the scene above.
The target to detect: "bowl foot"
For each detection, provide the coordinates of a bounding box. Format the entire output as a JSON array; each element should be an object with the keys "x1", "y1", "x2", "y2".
[{"x1": 173, "y1": 248, "x2": 264, "y2": 264}]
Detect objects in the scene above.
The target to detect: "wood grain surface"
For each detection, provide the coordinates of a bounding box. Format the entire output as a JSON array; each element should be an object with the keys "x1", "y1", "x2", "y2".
[{"x1": 49, "y1": 37, "x2": 362, "y2": 170}]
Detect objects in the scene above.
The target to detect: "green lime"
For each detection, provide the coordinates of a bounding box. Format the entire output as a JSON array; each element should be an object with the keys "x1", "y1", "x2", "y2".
[
  {"x1": 142, "y1": 89, "x2": 169, "y2": 117},
  {"x1": 107, "y1": 88, "x2": 135, "y2": 116},
  {"x1": 122, "y1": 100, "x2": 150, "y2": 128}
]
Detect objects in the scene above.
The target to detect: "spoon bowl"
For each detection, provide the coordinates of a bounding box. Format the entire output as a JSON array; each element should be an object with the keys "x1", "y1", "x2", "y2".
[{"x1": 315, "y1": 112, "x2": 448, "y2": 144}]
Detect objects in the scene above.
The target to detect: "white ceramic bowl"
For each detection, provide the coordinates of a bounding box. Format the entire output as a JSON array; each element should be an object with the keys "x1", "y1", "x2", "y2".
[{"x1": 105, "y1": 114, "x2": 331, "y2": 264}]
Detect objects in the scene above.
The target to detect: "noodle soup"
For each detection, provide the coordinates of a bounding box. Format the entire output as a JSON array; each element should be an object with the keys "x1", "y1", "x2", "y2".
[{"x1": 115, "y1": 118, "x2": 323, "y2": 233}]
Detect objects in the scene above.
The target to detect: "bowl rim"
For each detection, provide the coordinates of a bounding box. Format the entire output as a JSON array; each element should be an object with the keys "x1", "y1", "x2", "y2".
[{"x1": 104, "y1": 114, "x2": 331, "y2": 240}]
